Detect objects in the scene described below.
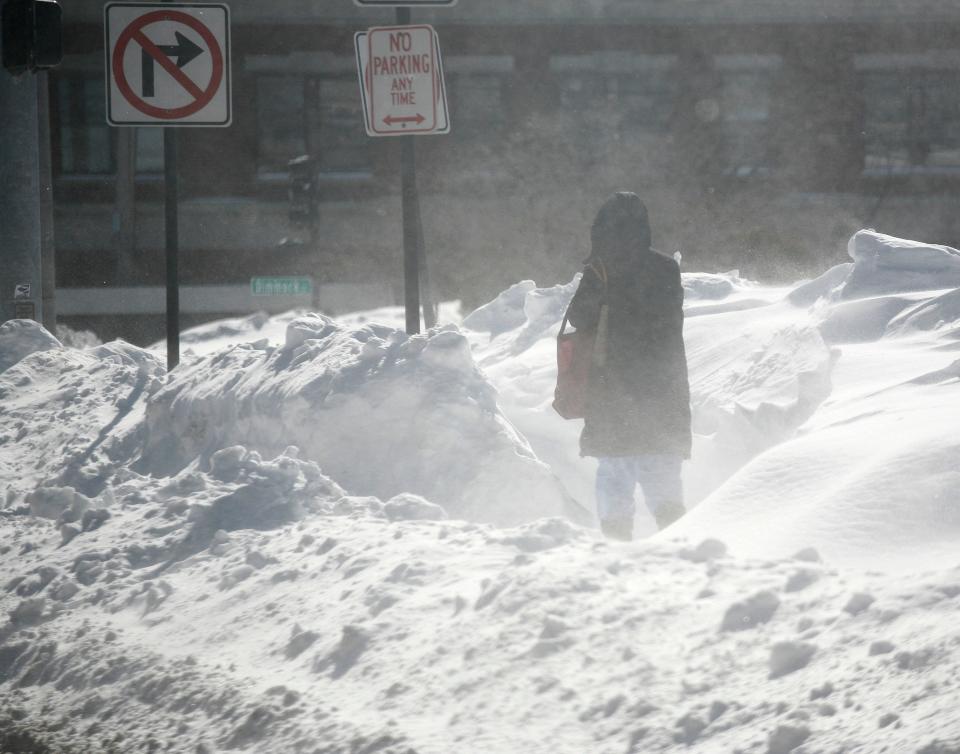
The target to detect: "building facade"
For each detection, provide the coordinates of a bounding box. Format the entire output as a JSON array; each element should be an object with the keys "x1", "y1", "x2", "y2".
[{"x1": 53, "y1": 1, "x2": 960, "y2": 342}]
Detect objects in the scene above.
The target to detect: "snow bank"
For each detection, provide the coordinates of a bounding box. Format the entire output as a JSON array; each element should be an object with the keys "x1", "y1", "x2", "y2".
[
  {"x1": 140, "y1": 314, "x2": 576, "y2": 526},
  {"x1": 0, "y1": 319, "x2": 61, "y2": 374},
  {"x1": 784, "y1": 230, "x2": 960, "y2": 314},
  {"x1": 784, "y1": 231, "x2": 960, "y2": 346},
  {"x1": 683, "y1": 270, "x2": 744, "y2": 300},
  {"x1": 462, "y1": 233, "x2": 960, "y2": 563},
  {"x1": 843, "y1": 230, "x2": 960, "y2": 299},
  {"x1": 465, "y1": 274, "x2": 835, "y2": 528},
  {"x1": 816, "y1": 293, "x2": 930, "y2": 344},
  {"x1": 684, "y1": 315, "x2": 835, "y2": 504},
  {"x1": 674, "y1": 230, "x2": 960, "y2": 568},
  {"x1": 786, "y1": 263, "x2": 853, "y2": 307},
  {"x1": 886, "y1": 287, "x2": 960, "y2": 336},
  {"x1": 161, "y1": 303, "x2": 463, "y2": 359},
  {"x1": 0, "y1": 312, "x2": 573, "y2": 528},
  {"x1": 3, "y1": 488, "x2": 960, "y2": 752},
  {"x1": 0, "y1": 335, "x2": 164, "y2": 502},
  {"x1": 462, "y1": 279, "x2": 538, "y2": 336},
  {"x1": 675, "y1": 332, "x2": 960, "y2": 570},
  {"x1": 466, "y1": 279, "x2": 596, "y2": 518},
  {"x1": 4, "y1": 233, "x2": 960, "y2": 751}
]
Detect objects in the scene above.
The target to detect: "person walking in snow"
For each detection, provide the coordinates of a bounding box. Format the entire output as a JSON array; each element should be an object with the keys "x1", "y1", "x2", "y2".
[{"x1": 567, "y1": 192, "x2": 692, "y2": 541}]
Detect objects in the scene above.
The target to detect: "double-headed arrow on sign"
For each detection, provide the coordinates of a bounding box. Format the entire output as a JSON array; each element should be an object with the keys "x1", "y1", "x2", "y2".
[{"x1": 384, "y1": 114, "x2": 426, "y2": 126}]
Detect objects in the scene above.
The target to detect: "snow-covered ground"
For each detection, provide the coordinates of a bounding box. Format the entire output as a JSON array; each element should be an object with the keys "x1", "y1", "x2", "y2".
[{"x1": 1, "y1": 229, "x2": 959, "y2": 752}]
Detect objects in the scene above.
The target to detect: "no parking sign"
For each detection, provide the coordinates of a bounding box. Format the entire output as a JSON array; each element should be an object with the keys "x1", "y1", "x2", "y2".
[{"x1": 104, "y1": 3, "x2": 231, "y2": 126}]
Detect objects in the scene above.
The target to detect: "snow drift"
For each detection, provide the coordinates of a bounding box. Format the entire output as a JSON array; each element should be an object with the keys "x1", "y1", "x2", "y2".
[
  {"x1": 457, "y1": 229, "x2": 960, "y2": 568},
  {"x1": 843, "y1": 229, "x2": 960, "y2": 299},
  {"x1": 0, "y1": 335, "x2": 164, "y2": 501},
  {"x1": 2, "y1": 228, "x2": 960, "y2": 751},
  {"x1": 673, "y1": 229, "x2": 960, "y2": 569},
  {"x1": 1, "y1": 475, "x2": 960, "y2": 752},
  {"x1": 0, "y1": 319, "x2": 61, "y2": 375},
  {"x1": 464, "y1": 269, "x2": 835, "y2": 534},
  {"x1": 138, "y1": 314, "x2": 577, "y2": 527},
  {"x1": 4, "y1": 228, "x2": 958, "y2": 565}
]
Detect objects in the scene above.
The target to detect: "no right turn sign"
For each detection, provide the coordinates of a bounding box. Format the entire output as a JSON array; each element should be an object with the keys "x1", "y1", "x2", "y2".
[{"x1": 105, "y1": 2, "x2": 231, "y2": 126}]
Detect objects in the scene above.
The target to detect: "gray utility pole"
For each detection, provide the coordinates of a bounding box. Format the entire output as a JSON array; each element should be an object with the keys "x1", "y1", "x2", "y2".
[
  {"x1": 37, "y1": 69, "x2": 55, "y2": 330},
  {"x1": 0, "y1": 56, "x2": 46, "y2": 326},
  {"x1": 1, "y1": 0, "x2": 60, "y2": 330}
]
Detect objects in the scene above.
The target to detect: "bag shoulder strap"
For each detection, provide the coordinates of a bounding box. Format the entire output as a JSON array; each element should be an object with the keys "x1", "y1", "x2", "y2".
[
  {"x1": 559, "y1": 260, "x2": 608, "y2": 336},
  {"x1": 586, "y1": 260, "x2": 609, "y2": 288}
]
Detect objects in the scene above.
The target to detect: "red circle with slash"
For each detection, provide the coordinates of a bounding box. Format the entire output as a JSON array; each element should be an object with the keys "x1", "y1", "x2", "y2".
[{"x1": 112, "y1": 10, "x2": 223, "y2": 119}]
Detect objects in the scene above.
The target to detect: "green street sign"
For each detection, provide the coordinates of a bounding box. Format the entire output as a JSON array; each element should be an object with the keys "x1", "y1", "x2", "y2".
[{"x1": 251, "y1": 276, "x2": 313, "y2": 297}]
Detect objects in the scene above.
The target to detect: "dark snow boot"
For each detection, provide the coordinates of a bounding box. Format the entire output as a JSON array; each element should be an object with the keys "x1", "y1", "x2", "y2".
[
  {"x1": 600, "y1": 516, "x2": 633, "y2": 542},
  {"x1": 654, "y1": 501, "x2": 686, "y2": 531}
]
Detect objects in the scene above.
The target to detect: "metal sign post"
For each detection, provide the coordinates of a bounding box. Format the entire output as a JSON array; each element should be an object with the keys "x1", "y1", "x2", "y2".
[
  {"x1": 163, "y1": 127, "x2": 179, "y2": 370},
  {"x1": 394, "y1": 8, "x2": 417, "y2": 335},
  {"x1": 105, "y1": 2, "x2": 231, "y2": 370}
]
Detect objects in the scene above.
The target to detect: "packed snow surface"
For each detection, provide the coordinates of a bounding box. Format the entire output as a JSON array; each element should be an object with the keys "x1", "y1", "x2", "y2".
[{"x1": 1, "y1": 229, "x2": 960, "y2": 752}]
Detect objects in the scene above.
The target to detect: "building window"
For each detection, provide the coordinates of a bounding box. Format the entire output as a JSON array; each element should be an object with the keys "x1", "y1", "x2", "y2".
[
  {"x1": 307, "y1": 78, "x2": 371, "y2": 172},
  {"x1": 54, "y1": 75, "x2": 164, "y2": 177},
  {"x1": 717, "y1": 56, "x2": 778, "y2": 175},
  {"x1": 557, "y1": 72, "x2": 603, "y2": 110},
  {"x1": 256, "y1": 74, "x2": 371, "y2": 176},
  {"x1": 552, "y1": 54, "x2": 678, "y2": 136},
  {"x1": 56, "y1": 76, "x2": 113, "y2": 175},
  {"x1": 450, "y1": 74, "x2": 505, "y2": 133},
  {"x1": 861, "y1": 67, "x2": 960, "y2": 171},
  {"x1": 614, "y1": 70, "x2": 677, "y2": 135},
  {"x1": 256, "y1": 75, "x2": 307, "y2": 176},
  {"x1": 135, "y1": 128, "x2": 164, "y2": 173}
]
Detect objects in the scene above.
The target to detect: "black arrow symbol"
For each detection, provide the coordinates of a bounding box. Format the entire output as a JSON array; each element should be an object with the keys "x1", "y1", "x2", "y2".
[
  {"x1": 141, "y1": 32, "x2": 205, "y2": 98},
  {"x1": 158, "y1": 32, "x2": 204, "y2": 68}
]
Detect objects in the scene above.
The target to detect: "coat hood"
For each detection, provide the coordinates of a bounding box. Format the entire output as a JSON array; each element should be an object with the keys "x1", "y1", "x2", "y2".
[{"x1": 589, "y1": 192, "x2": 652, "y2": 268}]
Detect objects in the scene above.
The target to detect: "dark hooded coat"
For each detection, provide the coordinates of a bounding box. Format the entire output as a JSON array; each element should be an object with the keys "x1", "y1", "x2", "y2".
[{"x1": 567, "y1": 193, "x2": 692, "y2": 458}]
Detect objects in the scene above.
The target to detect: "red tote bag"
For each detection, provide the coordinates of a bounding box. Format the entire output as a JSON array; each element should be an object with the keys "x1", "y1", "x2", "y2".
[
  {"x1": 553, "y1": 262, "x2": 608, "y2": 420},
  {"x1": 552, "y1": 312, "x2": 594, "y2": 420}
]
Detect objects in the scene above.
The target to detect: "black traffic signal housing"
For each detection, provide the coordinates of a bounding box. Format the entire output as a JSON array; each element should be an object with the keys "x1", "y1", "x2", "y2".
[
  {"x1": 2, "y1": 0, "x2": 61, "y2": 75},
  {"x1": 288, "y1": 155, "x2": 319, "y2": 225}
]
